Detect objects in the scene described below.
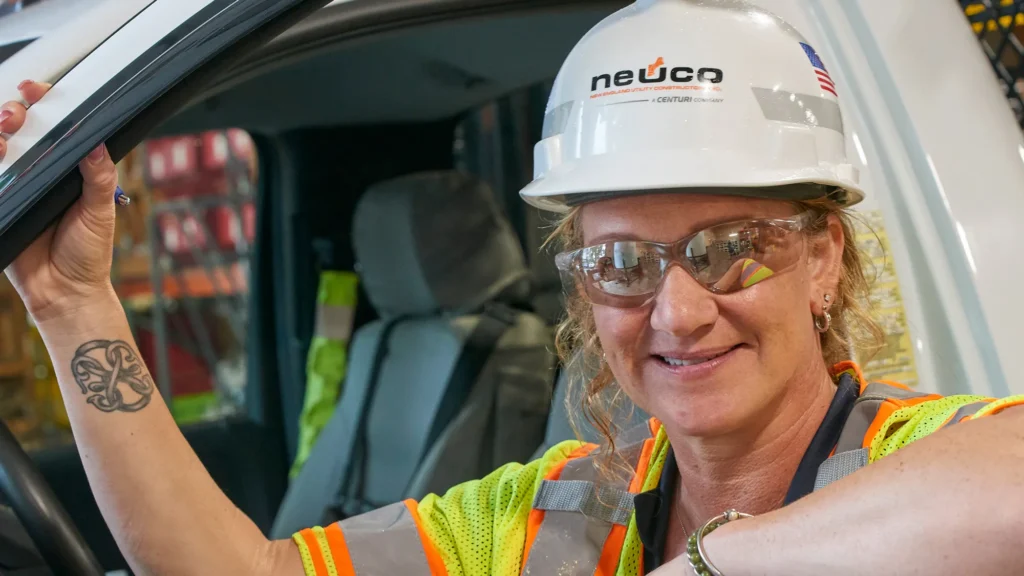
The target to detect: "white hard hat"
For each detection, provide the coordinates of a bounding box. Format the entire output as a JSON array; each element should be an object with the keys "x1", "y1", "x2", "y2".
[{"x1": 519, "y1": 0, "x2": 865, "y2": 213}]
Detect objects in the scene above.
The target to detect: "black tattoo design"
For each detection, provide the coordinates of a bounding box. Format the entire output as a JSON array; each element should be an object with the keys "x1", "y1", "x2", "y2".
[{"x1": 71, "y1": 340, "x2": 155, "y2": 412}]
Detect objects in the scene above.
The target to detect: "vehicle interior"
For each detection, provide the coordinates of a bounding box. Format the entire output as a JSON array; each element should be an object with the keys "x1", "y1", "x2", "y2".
[{"x1": 1, "y1": 1, "x2": 660, "y2": 573}]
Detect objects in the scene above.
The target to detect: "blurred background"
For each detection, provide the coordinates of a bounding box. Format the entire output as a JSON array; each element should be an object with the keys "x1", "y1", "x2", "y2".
[{"x1": 0, "y1": 128, "x2": 259, "y2": 450}]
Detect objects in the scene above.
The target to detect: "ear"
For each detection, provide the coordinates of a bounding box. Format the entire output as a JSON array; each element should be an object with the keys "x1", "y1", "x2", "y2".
[{"x1": 807, "y1": 213, "x2": 844, "y2": 314}]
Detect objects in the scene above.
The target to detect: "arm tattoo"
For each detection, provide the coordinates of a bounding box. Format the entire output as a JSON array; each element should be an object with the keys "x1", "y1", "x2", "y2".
[{"x1": 71, "y1": 340, "x2": 155, "y2": 412}]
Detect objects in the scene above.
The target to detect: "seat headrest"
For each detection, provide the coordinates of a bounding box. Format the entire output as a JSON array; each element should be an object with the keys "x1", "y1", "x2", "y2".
[{"x1": 352, "y1": 171, "x2": 529, "y2": 317}]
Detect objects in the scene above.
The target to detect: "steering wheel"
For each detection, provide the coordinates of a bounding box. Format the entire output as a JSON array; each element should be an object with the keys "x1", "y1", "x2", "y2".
[{"x1": 0, "y1": 419, "x2": 103, "y2": 575}]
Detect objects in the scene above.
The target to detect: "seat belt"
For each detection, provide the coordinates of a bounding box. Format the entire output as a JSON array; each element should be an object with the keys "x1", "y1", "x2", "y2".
[
  {"x1": 406, "y1": 303, "x2": 517, "y2": 492},
  {"x1": 325, "y1": 316, "x2": 407, "y2": 521}
]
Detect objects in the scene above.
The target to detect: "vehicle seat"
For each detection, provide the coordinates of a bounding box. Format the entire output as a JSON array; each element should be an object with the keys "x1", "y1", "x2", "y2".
[{"x1": 272, "y1": 171, "x2": 556, "y2": 538}]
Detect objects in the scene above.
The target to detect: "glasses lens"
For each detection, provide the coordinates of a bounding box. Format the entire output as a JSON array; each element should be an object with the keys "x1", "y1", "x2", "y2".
[
  {"x1": 569, "y1": 242, "x2": 666, "y2": 306},
  {"x1": 685, "y1": 220, "x2": 799, "y2": 293}
]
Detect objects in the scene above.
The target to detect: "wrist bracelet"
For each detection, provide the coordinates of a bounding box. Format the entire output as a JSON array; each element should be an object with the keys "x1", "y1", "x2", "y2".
[{"x1": 686, "y1": 509, "x2": 751, "y2": 576}]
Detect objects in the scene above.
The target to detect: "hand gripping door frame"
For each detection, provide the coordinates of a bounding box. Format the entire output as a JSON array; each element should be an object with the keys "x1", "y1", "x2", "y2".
[{"x1": 0, "y1": 0, "x2": 332, "y2": 269}]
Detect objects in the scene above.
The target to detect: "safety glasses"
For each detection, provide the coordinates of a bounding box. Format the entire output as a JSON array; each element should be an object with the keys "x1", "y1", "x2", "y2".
[{"x1": 554, "y1": 212, "x2": 814, "y2": 308}]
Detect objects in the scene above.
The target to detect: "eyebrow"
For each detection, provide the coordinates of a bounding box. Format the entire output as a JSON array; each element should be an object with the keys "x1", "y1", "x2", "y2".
[
  {"x1": 586, "y1": 232, "x2": 643, "y2": 245},
  {"x1": 584, "y1": 212, "x2": 768, "y2": 246}
]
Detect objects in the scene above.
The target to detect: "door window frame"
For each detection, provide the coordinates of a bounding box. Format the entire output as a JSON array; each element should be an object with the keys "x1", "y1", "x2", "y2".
[{"x1": 0, "y1": 0, "x2": 331, "y2": 269}]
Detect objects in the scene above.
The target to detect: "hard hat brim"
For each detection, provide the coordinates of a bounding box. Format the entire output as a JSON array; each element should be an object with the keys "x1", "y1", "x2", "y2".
[{"x1": 519, "y1": 151, "x2": 865, "y2": 213}]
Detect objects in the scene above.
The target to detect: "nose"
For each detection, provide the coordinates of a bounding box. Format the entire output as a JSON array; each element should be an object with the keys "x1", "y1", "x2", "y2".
[{"x1": 649, "y1": 266, "x2": 719, "y2": 337}]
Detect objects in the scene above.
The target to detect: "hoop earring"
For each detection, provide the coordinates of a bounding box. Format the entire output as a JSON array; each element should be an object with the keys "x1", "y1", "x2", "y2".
[
  {"x1": 815, "y1": 294, "x2": 832, "y2": 333},
  {"x1": 814, "y1": 311, "x2": 832, "y2": 333}
]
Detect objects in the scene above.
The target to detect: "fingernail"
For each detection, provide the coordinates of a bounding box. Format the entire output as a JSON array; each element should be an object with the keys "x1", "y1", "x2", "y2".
[
  {"x1": 17, "y1": 80, "x2": 31, "y2": 91},
  {"x1": 0, "y1": 110, "x2": 11, "y2": 125},
  {"x1": 88, "y1": 145, "x2": 106, "y2": 163}
]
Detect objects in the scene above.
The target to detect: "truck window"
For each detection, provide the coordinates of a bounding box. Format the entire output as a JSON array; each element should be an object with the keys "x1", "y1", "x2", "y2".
[{"x1": 1, "y1": 129, "x2": 259, "y2": 449}]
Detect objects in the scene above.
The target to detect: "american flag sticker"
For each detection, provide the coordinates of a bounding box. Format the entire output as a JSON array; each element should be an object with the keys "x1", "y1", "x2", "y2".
[{"x1": 800, "y1": 42, "x2": 837, "y2": 97}]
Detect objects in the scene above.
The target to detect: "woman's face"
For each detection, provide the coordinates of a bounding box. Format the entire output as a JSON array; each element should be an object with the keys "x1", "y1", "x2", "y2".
[{"x1": 580, "y1": 193, "x2": 843, "y2": 437}]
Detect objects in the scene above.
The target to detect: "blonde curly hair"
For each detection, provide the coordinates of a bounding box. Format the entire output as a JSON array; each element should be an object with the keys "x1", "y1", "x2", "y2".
[{"x1": 545, "y1": 195, "x2": 883, "y2": 476}]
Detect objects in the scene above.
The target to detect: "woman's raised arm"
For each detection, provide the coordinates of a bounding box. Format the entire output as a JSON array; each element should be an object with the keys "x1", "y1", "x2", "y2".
[{"x1": 2, "y1": 81, "x2": 303, "y2": 576}]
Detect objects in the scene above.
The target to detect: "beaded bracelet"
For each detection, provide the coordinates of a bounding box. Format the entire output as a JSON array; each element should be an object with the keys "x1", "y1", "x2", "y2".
[{"x1": 686, "y1": 509, "x2": 752, "y2": 576}]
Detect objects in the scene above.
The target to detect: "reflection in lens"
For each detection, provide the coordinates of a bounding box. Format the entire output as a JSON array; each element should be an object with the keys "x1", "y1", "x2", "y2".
[
  {"x1": 689, "y1": 223, "x2": 767, "y2": 290},
  {"x1": 613, "y1": 242, "x2": 639, "y2": 269},
  {"x1": 685, "y1": 233, "x2": 710, "y2": 272},
  {"x1": 740, "y1": 259, "x2": 774, "y2": 287},
  {"x1": 578, "y1": 243, "x2": 664, "y2": 296}
]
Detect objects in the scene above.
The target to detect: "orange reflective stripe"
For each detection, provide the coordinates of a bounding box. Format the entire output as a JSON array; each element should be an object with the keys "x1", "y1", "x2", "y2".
[
  {"x1": 522, "y1": 508, "x2": 546, "y2": 570},
  {"x1": 629, "y1": 438, "x2": 656, "y2": 493},
  {"x1": 862, "y1": 401, "x2": 898, "y2": 450},
  {"x1": 312, "y1": 528, "x2": 339, "y2": 576},
  {"x1": 403, "y1": 500, "x2": 448, "y2": 576},
  {"x1": 324, "y1": 523, "x2": 354, "y2": 576},
  {"x1": 596, "y1": 437, "x2": 654, "y2": 576},
  {"x1": 568, "y1": 443, "x2": 599, "y2": 459},
  {"x1": 300, "y1": 529, "x2": 329, "y2": 576},
  {"x1": 595, "y1": 524, "x2": 628, "y2": 576},
  {"x1": 521, "y1": 444, "x2": 597, "y2": 568},
  {"x1": 649, "y1": 418, "x2": 662, "y2": 437},
  {"x1": 830, "y1": 361, "x2": 868, "y2": 393}
]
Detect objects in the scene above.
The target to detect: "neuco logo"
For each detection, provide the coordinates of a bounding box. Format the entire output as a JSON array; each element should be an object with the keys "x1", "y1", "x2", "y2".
[{"x1": 591, "y1": 56, "x2": 724, "y2": 92}]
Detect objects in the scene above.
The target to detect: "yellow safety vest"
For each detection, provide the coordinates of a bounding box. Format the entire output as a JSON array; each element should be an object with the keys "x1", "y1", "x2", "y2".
[{"x1": 294, "y1": 361, "x2": 1024, "y2": 576}]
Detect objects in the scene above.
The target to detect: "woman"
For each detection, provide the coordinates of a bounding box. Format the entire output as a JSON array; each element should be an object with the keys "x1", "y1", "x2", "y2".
[{"x1": 4, "y1": 2, "x2": 1024, "y2": 575}]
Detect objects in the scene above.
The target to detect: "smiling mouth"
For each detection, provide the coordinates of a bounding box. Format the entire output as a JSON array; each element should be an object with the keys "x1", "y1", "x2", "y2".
[{"x1": 657, "y1": 346, "x2": 739, "y2": 367}]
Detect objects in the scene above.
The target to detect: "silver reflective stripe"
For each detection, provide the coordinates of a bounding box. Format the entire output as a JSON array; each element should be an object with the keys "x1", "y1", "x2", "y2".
[
  {"x1": 861, "y1": 382, "x2": 931, "y2": 401},
  {"x1": 341, "y1": 502, "x2": 431, "y2": 576},
  {"x1": 521, "y1": 427, "x2": 650, "y2": 575},
  {"x1": 834, "y1": 396, "x2": 884, "y2": 453},
  {"x1": 750, "y1": 87, "x2": 844, "y2": 134},
  {"x1": 814, "y1": 447, "x2": 869, "y2": 491},
  {"x1": 542, "y1": 101, "x2": 574, "y2": 138},
  {"x1": 946, "y1": 401, "x2": 991, "y2": 426},
  {"x1": 520, "y1": 457, "x2": 614, "y2": 576},
  {"x1": 533, "y1": 479, "x2": 634, "y2": 526},
  {"x1": 315, "y1": 303, "x2": 354, "y2": 341},
  {"x1": 834, "y1": 383, "x2": 933, "y2": 453}
]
